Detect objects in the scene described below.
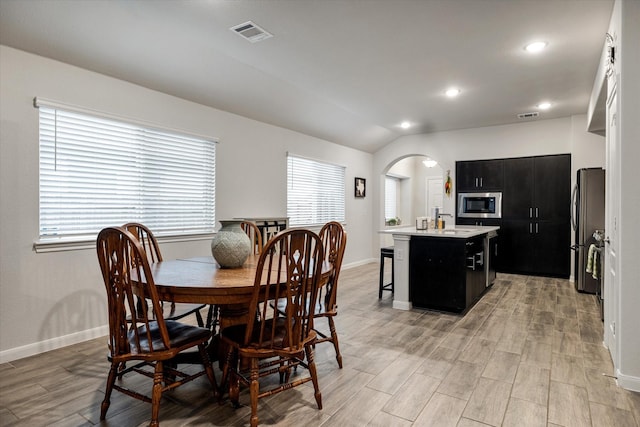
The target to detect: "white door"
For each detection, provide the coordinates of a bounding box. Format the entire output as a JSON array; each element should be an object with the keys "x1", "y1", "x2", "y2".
[
  {"x1": 604, "y1": 84, "x2": 619, "y2": 361},
  {"x1": 426, "y1": 178, "x2": 443, "y2": 218}
]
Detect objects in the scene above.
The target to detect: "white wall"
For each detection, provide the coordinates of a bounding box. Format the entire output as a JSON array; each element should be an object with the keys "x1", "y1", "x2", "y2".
[{"x1": 0, "y1": 46, "x2": 374, "y2": 362}]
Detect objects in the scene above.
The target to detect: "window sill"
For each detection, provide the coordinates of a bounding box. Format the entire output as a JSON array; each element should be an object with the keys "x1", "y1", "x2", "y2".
[{"x1": 34, "y1": 232, "x2": 215, "y2": 253}]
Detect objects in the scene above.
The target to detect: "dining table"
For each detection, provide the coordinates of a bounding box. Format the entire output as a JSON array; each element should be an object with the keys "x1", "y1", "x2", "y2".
[{"x1": 141, "y1": 254, "x2": 333, "y2": 362}]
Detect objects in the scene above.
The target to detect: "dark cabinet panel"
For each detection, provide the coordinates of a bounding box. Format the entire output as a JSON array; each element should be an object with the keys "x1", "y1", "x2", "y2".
[
  {"x1": 499, "y1": 219, "x2": 570, "y2": 277},
  {"x1": 456, "y1": 159, "x2": 504, "y2": 191},
  {"x1": 499, "y1": 220, "x2": 534, "y2": 273},
  {"x1": 498, "y1": 154, "x2": 571, "y2": 278},
  {"x1": 534, "y1": 155, "x2": 571, "y2": 221},
  {"x1": 534, "y1": 220, "x2": 571, "y2": 277},
  {"x1": 410, "y1": 236, "x2": 486, "y2": 313},
  {"x1": 503, "y1": 157, "x2": 534, "y2": 220}
]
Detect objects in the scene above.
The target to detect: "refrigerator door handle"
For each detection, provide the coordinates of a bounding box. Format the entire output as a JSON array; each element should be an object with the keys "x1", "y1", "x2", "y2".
[{"x1": 571, "y1": 184, "x2": 578, "y2": 231}]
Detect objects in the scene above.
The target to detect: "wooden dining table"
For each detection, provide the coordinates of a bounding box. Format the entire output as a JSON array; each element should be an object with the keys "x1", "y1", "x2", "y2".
[
  {"x1": 146, "y1": 254, "x2": 332, "y2": 330},
  {"x1": 142, "y1": 254, "x2": 332, "y2": 366}
]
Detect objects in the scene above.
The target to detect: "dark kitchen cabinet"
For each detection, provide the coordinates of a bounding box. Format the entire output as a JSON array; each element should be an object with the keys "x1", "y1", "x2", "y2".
[
  {"x1": 456, "y1": 159, "x2": 504, "y2": 191},
  {"x1": 410, "y1": 236, "x2": 486, "y2": 313},
  {"x1": 500, "y1": 219, "x2": 570, "y2": 277},
  {"x1": 500, "y1": 154, "x2": 571, "y2": 277},
  {"x1": 503, "y1": 155, "x2": 571, "y2": 221}
]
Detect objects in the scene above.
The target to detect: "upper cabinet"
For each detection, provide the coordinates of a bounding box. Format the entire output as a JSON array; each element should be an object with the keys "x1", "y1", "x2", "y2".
[
  {"x1": 456, "y1": 159, "x2": 504, "y2": 191},
  {"x1": 502, "y1": 154, "x2": 571, "y2": 221}
]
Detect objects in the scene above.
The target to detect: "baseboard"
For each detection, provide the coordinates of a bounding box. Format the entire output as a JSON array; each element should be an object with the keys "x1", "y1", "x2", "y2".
[
  {"x1": 616, "y1": 369, "x2": 640, "y2": 392},
  {"x1": 393, "y1": 300, "x2": 412, "y2": 311},
  {"x1": 342, "y1": 258, "x2": 377, "y2": 269},
  {"x1": 0, "y1": 325, "x2": 109, "y2": 364}
]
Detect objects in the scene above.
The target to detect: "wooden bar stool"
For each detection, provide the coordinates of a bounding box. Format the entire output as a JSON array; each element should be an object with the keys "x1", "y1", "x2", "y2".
[{"x1": 379, "y1": 247, "x2": 394, "y2": 298}]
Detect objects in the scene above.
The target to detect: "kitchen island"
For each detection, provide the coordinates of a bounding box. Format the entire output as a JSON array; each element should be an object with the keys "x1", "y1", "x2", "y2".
[{"x1": 379, "y1": 225, "x2": 499, "y2": 313}]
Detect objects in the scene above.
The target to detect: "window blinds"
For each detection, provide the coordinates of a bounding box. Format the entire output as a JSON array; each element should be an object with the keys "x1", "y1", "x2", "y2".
[
  {"x1": 385, "y1": 176, "x2": 398, "y2": 220},
  {"x1": 37, "y1": 103, "x2": 216, "y2": 240},
  {"x1": 287, "y1": 154, "x2": 345, "y2": 227}
]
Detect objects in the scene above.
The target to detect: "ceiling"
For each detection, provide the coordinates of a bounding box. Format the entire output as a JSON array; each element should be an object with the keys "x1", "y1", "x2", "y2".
[{"x1": 0, "y1": 0, "x2": 614, "y2": 153}]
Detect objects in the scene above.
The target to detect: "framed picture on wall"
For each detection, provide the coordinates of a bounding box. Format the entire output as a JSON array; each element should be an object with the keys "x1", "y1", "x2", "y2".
[{"x1": 355, "y1": 177, "x2": 366, "y2": 198}]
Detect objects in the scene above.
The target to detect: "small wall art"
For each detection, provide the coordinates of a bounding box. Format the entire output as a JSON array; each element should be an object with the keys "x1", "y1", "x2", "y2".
[{"x1": 354, "y1": 177, "x2": 366, "y2": 198}]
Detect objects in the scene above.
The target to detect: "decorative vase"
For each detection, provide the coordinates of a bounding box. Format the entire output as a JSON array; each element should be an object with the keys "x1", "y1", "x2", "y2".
[{"x1": 210, "y1": 220, "x2": 251, "y2": 268}]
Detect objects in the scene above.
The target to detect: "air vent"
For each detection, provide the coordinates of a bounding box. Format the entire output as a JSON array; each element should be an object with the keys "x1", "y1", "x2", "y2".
[
  {"x1": 230, "y1": 21, "x2": 273, "y2": 43},
  {"x1": 517, "y1": 112, "x2": 539, "y2": 119}
]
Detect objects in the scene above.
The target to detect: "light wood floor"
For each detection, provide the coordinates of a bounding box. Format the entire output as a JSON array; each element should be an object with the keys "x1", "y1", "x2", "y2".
[{"x1": 1, "y1": 263, "x2": 638, "y2": 427}]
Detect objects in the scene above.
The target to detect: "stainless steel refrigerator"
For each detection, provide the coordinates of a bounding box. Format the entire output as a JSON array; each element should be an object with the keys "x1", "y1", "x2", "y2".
[{"x1": 571, "y1": 168, "x2": 605, "y2": 294}]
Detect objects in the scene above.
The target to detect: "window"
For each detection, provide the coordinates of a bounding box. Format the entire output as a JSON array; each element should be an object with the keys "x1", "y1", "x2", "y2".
[
  {"x1": 37, "y1": 100, "x2": 216, "y2": 243},
  {"x1": 287, "y1": 154, "x2": 345, "y2": 227},
  {"x1": 385, "y1": 176, "x2": 398, "y2": 221}
]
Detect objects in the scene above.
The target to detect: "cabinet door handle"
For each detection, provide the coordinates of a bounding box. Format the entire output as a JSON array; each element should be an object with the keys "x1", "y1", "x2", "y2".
[
  {"x1": 535, "y1": 207, "x2": 539, "y2": 218},
  {"x1": 480, "y1": 177, "x2": 483, "y2": 187},
  {"x1": 466, "y1": 256, "x2": 476, "y2": 270},
  {"x1": 529, "y1": 207, "x2": 533, "y2": 218},
  {"x1": 475, "y1": 177, "x2": 479, "y2": 187},
  {"x1": 536, "y1": 223, "x2": 539, "y2": 233},
  {"x1": 529, "y1": 223, "x2": 533, "y2": 234}
]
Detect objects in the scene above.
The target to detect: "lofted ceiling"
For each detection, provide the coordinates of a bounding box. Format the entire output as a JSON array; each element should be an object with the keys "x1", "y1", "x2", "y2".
[{"x1": 0, "y1": 0, "x2": 614, "y2": 153}]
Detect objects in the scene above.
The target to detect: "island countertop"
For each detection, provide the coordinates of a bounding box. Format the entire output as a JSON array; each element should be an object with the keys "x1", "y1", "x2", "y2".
[{"x1": 379, "y1": 225, "x2": 499, "y2": 239}]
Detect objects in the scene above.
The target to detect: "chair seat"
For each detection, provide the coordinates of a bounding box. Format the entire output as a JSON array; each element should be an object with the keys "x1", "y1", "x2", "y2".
[
  {"x1": 128, "y1": 320, "x2": 212, "y2": 355},
  {"x1": 221, "y1": 318, "x2": 315, "y2": 355}
]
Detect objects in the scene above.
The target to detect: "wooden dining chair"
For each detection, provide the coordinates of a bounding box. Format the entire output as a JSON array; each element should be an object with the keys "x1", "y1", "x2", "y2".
[
  {"x1": 240, "y1": 221, "x2": 263, "y2": 255},
  {"x1": 97, "y1": 227, "x2": 217, "y2": 427},
  {"x1": 219, "y1": 229, "x2": 324, "y2": 427},
  {"x1": 316, "y1": 221, "x2": 347, "y2": 368},
  {"x1": 123, "y1": 223, "x2": 207, "y2": 327}
]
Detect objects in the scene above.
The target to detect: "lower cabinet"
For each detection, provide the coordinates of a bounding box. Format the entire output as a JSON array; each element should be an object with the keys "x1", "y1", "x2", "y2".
[
  {"x1": 410, "y1": 236, "x2": 486, "y2": 313},
  {"x1": 499, "y1": 219, "x2": 570, "y2": 278}
]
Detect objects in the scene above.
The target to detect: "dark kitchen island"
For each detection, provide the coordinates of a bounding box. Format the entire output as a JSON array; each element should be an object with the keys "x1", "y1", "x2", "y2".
[{"x1": 379, "y1": 225, "x2": 499, "y2": 313}]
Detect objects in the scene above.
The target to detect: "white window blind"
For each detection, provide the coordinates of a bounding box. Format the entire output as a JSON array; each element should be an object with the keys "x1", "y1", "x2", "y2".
[
  {"x1": 287, "y1": 154, "x2": 345, "y2": 227},
  {"x1": 37, "y1": 103, "x2": 216, "y2": 241},
  {"x1": 385, "y1": 176, "x2": 398, "y2": 220}
]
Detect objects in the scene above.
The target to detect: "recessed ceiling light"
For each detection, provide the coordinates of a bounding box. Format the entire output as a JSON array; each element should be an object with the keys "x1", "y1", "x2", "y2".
[
  {"x1": 400, "y1": 121, "x2": 411, "y2": 129},
  {"x1": 537, "y1": 102, "x2": 552, "y2": 110},
  {"x1": 525, "y1": 41, "x2": 547, "y2": 53},
  {"x1": 445, "y1": 88, "x2": 461, "y2": 98}
]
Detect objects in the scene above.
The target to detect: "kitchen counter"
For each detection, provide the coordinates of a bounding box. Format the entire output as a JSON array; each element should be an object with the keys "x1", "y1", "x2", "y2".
[
  {"x1": 378, "y1": 225, "x2": 499, "y2": 311},
  {"x1": 379, "y1": 225, "x2": 499, "y2": 239}
]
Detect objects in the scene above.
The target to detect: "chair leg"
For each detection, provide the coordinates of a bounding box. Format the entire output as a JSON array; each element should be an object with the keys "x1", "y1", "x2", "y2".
[
  {"x1": 219, "y1": 346, "x2": 235, "y2": 400},
  {"x1": 305, "y1": 344, "x2": 323, "y2": 410},
  {"x1": 100, "y1": 364, "x2": 117, "y2": 420},
  {"x1": 198, "y1": 343, "x2": 218, "y2": 397},
  {"x1": 249, "y1": 358, "x2": 260, "y2": 427},
  {"x1": 327, "y1": 317, "x2": 343, "y2": 368},
  {"x1": 391, "y1": 256, "x2": 395, "y2": 294},
  {"x1": 379, "y1": 255, "x2": 384, "y2": 298},
  {"x1": 150, "y1": 361, "x2": 164, "y2": 427}
]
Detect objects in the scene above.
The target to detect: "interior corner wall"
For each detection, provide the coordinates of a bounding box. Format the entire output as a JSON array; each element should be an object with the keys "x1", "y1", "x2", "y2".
[{"x1": 0, "y1": 45, "x2": 373, "y2": 362}]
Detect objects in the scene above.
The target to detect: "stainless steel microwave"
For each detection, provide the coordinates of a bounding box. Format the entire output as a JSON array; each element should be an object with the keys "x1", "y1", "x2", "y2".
[{"x1": 458, "y1": 192, "x2": 502, "y2": 218}]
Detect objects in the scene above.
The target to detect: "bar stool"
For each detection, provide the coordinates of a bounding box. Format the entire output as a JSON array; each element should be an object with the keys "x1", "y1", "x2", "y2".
[{"x1": 379, "y1": 246, "x2": 394, "y2": 298}]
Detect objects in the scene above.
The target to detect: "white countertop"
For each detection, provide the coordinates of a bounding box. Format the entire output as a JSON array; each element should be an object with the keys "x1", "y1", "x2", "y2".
[{"x1": 379, "y1": 225, "x2": 499, "y2": 239}]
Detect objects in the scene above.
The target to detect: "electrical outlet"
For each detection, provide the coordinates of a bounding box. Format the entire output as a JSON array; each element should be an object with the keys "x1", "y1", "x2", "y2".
[{"x1": 396, "y1": 248, "x2": 404, "y2": 260}]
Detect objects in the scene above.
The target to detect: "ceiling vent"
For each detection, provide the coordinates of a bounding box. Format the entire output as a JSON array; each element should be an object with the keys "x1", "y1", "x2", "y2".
[
  {"x1": 517, "y1": 112, "x2": 539, "y2": 119},
  {"x1": 230, "y1": 21, "x2": 273, "y2": 43}
]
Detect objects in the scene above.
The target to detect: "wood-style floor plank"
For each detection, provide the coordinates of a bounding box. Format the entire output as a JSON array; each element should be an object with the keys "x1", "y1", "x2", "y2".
[{"x1": 1, "y1": 264, "x2": 638, "y2": 427}]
